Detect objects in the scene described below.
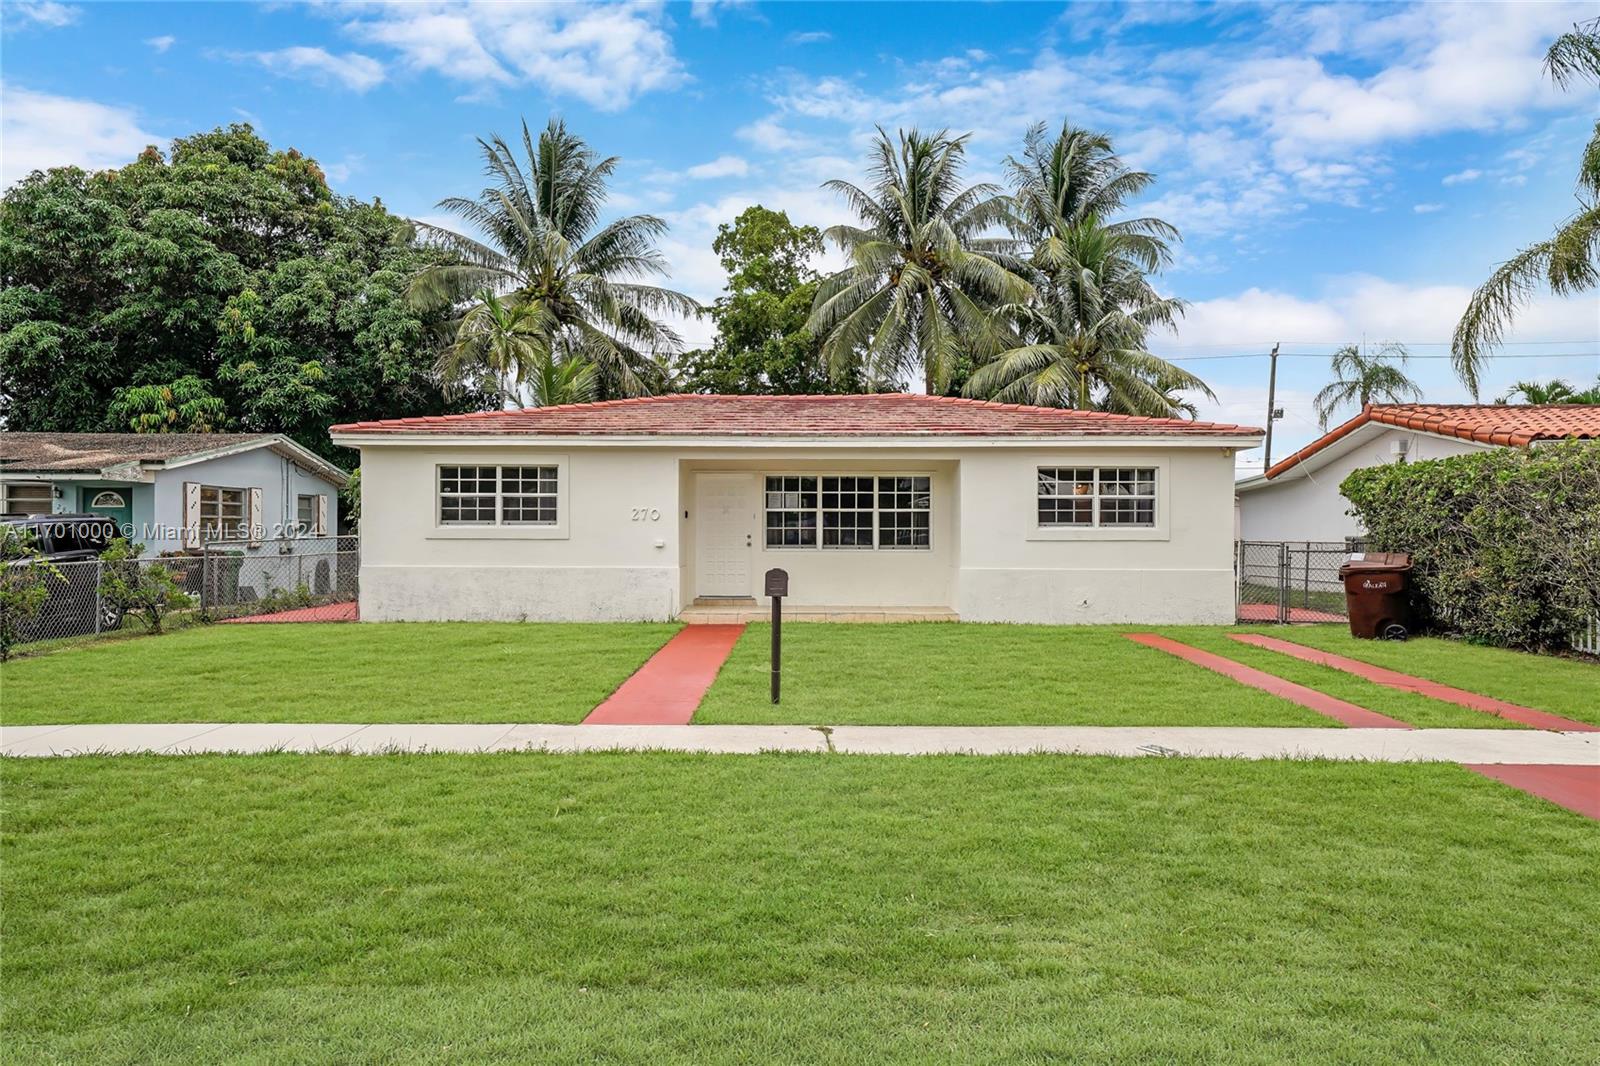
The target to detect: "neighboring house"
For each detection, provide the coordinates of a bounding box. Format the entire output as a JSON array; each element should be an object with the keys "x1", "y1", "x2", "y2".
[
  {"x1": 1236, "y1": 404, "x2": 1600, "y2": 542},
  {"x1": 0, "y1": 433, "x2": 348, "y2": 552},
  {"x1": 330, "y1": 394, "x2": 1263, "y2": 624}
]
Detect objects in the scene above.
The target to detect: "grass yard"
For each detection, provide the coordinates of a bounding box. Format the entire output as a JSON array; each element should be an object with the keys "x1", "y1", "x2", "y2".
[
  {"x1": 0, "y1": 623, "x2": 679, "y2": 726},
  {"x1": 695, "y1": 623, "x2": 1557, "y2": 728},
  {"x1": 1251, "y1": 626, "x2": 1600, "y2": 727},
  {"x1": 4, "y1": 753, "x2": 1597, "y2": 1064}
]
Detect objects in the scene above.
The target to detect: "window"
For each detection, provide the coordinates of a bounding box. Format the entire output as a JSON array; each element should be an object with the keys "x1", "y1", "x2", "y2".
[
  {"x1": 199, "y1": 485, "x2": 247, "y2": 541},
  {"x1": 765, "y1": 474, "x2": 931, "y2": 550},
  {"x1": 297, "y1": 494, "x2": 323, "y2": 534},
  {"x1": 2, "y1": 482, "x2": 53, "y2": 517},
  {"x1": 1038, "y1": 467, "x2": 1156, "y2": 528},
  {"x1": 438, "y1": 466, "x2": 557, "y2": 526}
]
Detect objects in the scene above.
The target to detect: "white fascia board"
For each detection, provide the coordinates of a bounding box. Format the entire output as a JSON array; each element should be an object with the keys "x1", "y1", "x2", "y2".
[
  {"x1": 330, "y1": 432, "x2": 1263, "y2": 451},
  {"x1": 161, "y1": 435, "x2": 349, "y2": 487}
]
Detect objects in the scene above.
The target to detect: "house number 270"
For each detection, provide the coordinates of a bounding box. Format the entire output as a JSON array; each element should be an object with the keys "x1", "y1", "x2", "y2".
[{"x1": 631, "y1": 507, "x2": 661, "y2": 521}]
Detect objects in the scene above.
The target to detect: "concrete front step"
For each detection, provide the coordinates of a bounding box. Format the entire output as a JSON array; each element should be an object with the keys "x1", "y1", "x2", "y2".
[{"x1": 679, "y1": 604, "x2": 959, "y2": 624}]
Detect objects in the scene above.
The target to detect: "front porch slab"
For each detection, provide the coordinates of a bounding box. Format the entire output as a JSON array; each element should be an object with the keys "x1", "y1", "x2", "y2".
[{"x1": 679, "y1": 603, "x2": 958, "y2": 624}]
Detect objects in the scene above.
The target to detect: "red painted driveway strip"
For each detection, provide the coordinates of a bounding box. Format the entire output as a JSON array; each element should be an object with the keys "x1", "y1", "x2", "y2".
[
  {"x1": 583, "y1": 625, "x2": 745, "y2": 725},
  {"x1": 1463, "y1": 764, "x2": 1600, "y2": 820},
  {"x1": 220, "y1": 602, "x2": 359, "y2": 624},
  {"x1": 1125, "y1": 633, "x2": 1412, "y2": 729},
  {"x1": 1229, "y1": 633, "x2": 1598, "y2": 733}
]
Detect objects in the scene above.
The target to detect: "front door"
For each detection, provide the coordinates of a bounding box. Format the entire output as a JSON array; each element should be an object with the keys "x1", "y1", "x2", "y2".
[
  {"x1": 695, "y1": 474, "x2": 752, "y2": 598},
  {"x1": 81, "y1": 487, "x2": 133, "y2": 536}
]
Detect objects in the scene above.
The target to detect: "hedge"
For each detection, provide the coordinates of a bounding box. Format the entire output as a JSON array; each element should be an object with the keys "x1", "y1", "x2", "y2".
[{"x1": 1340, "y1": 440, "x2": 1600, "y2": 652}]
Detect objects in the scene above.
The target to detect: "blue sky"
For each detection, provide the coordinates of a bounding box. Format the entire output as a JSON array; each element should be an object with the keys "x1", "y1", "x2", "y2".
[{"x1": 4, "y1": 0, "x2": 1597, "y2": 469}]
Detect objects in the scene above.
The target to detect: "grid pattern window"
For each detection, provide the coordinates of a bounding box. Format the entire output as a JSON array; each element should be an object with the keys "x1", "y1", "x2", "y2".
[
  {"x1": 764, "y1": 476, "x2": 818, "y2": 547},
  {"x1": 765, "y1": 474, "x2": 932, "y2": 550},
  {"x1": 438, "y1": 466, "x2": 558, "y2": 526},
  {"x1": 821, "y1": 476, "x2": 874, "y2": 548},
  {"x1": 199, "y1": 486, "x2": 247, "y2": 541},
  {"x1": 876, "y1": 476, "x2": 932, "y2": 549},
  {"x1": 1038, "y1": 467, "x2": 1157, "y2": 529},
  {"x1": 296, "y1": 494, "x2": 319, "y2": 533},
  {"x1": 2, "y1": 482, "x2": 53, "y2": 517}
]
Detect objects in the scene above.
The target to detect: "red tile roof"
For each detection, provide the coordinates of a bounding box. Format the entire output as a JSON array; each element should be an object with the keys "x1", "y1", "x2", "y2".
[
  {"x1": 330, "y1": 393, "x2": 1262, "y2": 439},
  {"x1": 1265, "y1": 403, "x2": 1600, "y2": 479}
]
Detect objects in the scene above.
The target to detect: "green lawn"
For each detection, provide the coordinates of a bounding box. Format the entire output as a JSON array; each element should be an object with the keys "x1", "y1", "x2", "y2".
[
  {"x1": 1250, "y1": 626, "x2": 1600, "y2": 727},
  {"x1": 4, "y1": 753, "x2": 1596, "y2": 1064},
  {"x1": 695, "y1": 623, "x2": 1539, "y2": 728},
  {"x1": 0, "y1": 623, "x2": 679, "y2": 725}
]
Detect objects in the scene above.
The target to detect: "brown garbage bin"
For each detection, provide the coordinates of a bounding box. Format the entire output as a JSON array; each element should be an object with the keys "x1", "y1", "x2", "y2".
[{"x1": 1339, "y1": 553, "x2": 1413, "y2": 640}]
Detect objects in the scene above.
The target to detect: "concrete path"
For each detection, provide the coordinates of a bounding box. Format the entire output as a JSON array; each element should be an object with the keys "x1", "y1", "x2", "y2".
[
  {"x1": 3, "y1": 723, "x2": 1596, "y2": 763},
  {"x1": 582, "y1": 624, "x2": 745, "y2": 725}
]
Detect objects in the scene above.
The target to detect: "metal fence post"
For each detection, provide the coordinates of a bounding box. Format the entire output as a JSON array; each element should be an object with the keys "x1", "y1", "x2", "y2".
[{"x1": 1277, "y1": 543, "x2": 1290, "y2": 624}]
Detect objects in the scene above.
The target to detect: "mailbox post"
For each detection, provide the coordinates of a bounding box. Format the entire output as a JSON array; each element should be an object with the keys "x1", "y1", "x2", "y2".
[{"x1": 764, "y1": 568, "x2": 788, "y2": 704}]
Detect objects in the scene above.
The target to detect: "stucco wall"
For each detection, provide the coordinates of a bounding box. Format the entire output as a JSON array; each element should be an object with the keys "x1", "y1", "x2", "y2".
[
  {"x1": 356, "y1": 441, "x2": 1241, "y2": 625},
  {"x1": 955, "y1": 447, "x2": 1238, "y2": 624},
  {"x1": 1238, "y1": 427, "x2": 1490, "y2": 542}
]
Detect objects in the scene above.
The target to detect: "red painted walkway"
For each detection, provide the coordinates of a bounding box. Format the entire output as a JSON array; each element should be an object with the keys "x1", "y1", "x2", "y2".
[
  {"x1": 220, "y1": 601, "x2": 359, "y2": 624},
  {"x1": 1464, "y1": 764, "x2": 1600, "y2": 820},
  {"x1": 583, "y1": 624, "x2": 745, "y2": 725},
  {"x1": 1237, "y1": 603, "x2": 1347, "y2": 624},
  {"x1": 1126, "y1": 633, "x2": 1412, "y2": 729},
  {"x1": 1230, "y1": 633, "x2": 1599, "y2": 732}
]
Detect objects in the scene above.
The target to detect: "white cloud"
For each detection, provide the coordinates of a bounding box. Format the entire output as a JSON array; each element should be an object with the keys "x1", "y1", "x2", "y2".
[
  {"x1": 340, "y1": 1, "x2": 684, "y2": 111},
  {"x1": 1412, "y1": 202, "x2": 1444, "y2": 213},
  {"x1": 144, "y1": 34, "x2": 176, "y2": 54},
  {"x1": 689, "y1": 0, "x2": 752, "y2": 28},
  {"x1": 0, "y1": 83, "x2": 160, "y2": 187},
  {"x1": 788, "y1": 30, "x2": 831, "y2": 45},
  {"x1": 240, "y1": 46, "x2": 386, "y2": 92},
  {"x1": 1442, "y1": 168, "x2": 1481, "y2": 185},
  {"x1": 685, "y1": 154, "x2": 749, "y2": 180},
  {"x1": 5, "y1": 2, "x2": 79, "y2": 28},
  {"x1": 735, "y1": 116, "x2": 819, "y2": 153}
]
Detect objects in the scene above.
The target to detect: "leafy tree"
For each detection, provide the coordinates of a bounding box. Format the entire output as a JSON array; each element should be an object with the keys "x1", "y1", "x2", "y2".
[
  {"x1": 966, "y1": 121, "x2": 1206, "y2": 417},
  {"x1": 1497, "y1": 377, "x2": 1600, "y2": 404},
  {"x1": 109, "y1": 376, "x2": 227, "y2": 433},
  {"x1": 1313, "y1": 342, "x2": 1422, "y2": 429},
  {"x1": 678, "y1": 205, "x2": 856, "y2": 394},
  {"x1": 0, "y1": 526, "x2": 61, "y2": 661},
  {"x1": 408, "y1": 118, "x2": 699, "y2": 401},
  {"x1": 0, "y1": 124, "x2": 476, "y2": 463},
  {"x1": 1453, "y1": 18, "x2": 1600, "y2": 396},
  {"x1": 809, "y1": 129, "x2": 1029, "y2": 393},
  {"x1": 97, "y1": 539, "x2": 192, "y2": 635}
]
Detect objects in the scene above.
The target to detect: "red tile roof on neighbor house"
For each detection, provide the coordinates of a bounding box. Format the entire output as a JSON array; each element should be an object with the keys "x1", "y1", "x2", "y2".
[
  {"x1": 330, "y1": 393, "x2": 1263, "y2": 439},
  {"x1": 1265, "y1": 403, "x2": 1600, "y2": 479}
]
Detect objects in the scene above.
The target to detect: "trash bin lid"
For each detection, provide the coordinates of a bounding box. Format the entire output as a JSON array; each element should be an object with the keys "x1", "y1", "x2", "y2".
[{"x1": 1339, "y1": 551, "x2": 1412, "y2": 574}]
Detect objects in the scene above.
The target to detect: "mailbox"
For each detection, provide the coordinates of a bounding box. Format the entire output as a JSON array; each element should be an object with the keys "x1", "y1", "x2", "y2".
[{"x1": 764, "y1": 568, "x2": 789, "y2": 598}]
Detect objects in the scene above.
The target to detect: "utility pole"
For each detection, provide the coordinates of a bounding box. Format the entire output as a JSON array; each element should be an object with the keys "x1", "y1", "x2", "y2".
[{"x1": 1263, "y1": 342, "x2": 1281, "y2": 470}]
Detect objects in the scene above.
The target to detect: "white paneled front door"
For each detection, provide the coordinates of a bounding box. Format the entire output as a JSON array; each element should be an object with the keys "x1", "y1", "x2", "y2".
[{"x1": 695, "y1": 473, "x2": 753, "y2": 597}]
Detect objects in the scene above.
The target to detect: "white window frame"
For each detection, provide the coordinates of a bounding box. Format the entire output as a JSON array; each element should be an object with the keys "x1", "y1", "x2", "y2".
[
  {"x1": 1, "y1": 481, "x2": 54, "y2": 517},
  {"x1": 427, "y1": 456, "x2": 569, "y2": 541},
  {"x1": 1029, "y1": 460, "x2": 1171, "y2": 542},
  {"x1": 296, "y1": 493, "x2": 323, "y2": 535},
  {"x1": 762, "y1": 472, "x2": 933, "y2": 552},
  {"x1": 198, "y1": 485, "x2": 248, "y2": 543}
]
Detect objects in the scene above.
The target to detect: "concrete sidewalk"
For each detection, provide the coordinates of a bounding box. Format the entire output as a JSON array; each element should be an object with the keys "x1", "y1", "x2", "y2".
[{"x1": 2, "y1": 723, "x2": 1596, "y2": 762}]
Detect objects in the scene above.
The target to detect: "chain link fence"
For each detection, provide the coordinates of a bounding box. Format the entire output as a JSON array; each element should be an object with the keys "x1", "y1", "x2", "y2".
[
  {"x1": 4, "y1": 536, "x2": 359, "y2": 651},
  {"x1": 1237, "y1": 541, "x2": 1360, "y2": 624}
]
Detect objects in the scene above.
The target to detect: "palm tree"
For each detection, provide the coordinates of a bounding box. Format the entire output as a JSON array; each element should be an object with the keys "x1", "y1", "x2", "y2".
[
  {"x1": 409, "y1": 118, "x2": 699, "y2": 401},
  {"x1": 1453, "y1": 19, "x2": 1600, "y2": 397},
  {"x1": 964, "y1": 218, "x2": 1212, "y2": 416},
  {"x1": 808, "y1": 128, "x2": 1030, "y2": 393},
  {"x1": 1498, "y1": 376, "x2": 1600, "y2": 404},
  {"x1": 1313, "y1": 342, "x2": 1422, "y2": 429}
]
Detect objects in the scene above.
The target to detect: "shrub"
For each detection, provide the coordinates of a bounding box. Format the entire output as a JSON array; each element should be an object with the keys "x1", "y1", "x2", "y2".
[
  {"x1": 1341, "y1": 441, "x2": 1600, "y2": 651},
  {"x1": 0, "y1": 526, "x2": 62, "y2": 661},
  {"x1": 98, "y1": 539, "x2": 194, "y2": 635}
]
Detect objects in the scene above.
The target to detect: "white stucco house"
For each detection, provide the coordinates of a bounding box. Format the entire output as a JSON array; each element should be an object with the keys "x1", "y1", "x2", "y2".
[
  {"x1": 331, "y1": 394, "x2": 1262, "y2": 624},
  {"x1": 0, "y1": 432, "x2": 348, "y2": 552},
  {"x1": 1235, "y1": 404, "x2": 1600, "y2": 542}
]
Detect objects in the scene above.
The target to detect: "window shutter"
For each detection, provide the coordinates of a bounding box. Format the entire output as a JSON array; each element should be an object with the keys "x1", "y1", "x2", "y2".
[
  {"x1": 248, "y1": 487, "x2": 264, "y2": 547},
  {"x1": 316, "y1": 494, "x2": 329, "y2": 536},
  {"x1": 182, "y1": 482, "x2": 201, "y2": 548}
]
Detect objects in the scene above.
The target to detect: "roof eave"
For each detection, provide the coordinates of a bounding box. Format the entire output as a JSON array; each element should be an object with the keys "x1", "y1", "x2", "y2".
[{"x1": 331, "y1": 431, "x2": 1263, "y2": 449}]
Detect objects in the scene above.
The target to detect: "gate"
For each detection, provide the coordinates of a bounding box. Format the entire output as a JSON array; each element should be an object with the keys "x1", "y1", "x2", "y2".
[{"x1": 1236, "y1": 541, "x2": 1355, "y2": 624}]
